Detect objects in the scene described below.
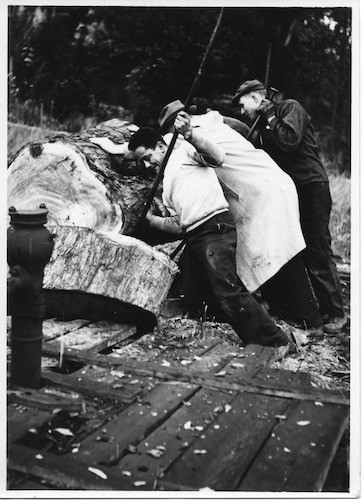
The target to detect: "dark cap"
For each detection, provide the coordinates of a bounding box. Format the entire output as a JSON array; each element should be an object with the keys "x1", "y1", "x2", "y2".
[
  {"x1": 232, "y1": 79, "x2": 266, "y2": 106},
  {"x1": 158, "y1": 100, "x2": 185, "y2": 133}
]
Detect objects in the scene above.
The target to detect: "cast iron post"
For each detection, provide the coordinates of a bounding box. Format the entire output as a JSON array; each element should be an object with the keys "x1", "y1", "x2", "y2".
[{"x1": 7, "y1": 205, "x2": 54, "y2": 389}]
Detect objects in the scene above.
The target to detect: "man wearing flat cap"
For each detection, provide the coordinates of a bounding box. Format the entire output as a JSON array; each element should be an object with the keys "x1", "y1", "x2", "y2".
[{"x1": 232, "y1": 79, "x2": 346, "y2": 334}]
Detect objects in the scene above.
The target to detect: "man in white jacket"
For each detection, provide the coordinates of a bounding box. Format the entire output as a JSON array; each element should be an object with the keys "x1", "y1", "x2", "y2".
[{"x1": 127, "y1": 110, "x2": 293, "y2": 349}]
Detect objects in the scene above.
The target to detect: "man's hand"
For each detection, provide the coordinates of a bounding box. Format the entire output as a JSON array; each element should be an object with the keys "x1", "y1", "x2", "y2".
[
  {"x1": 89, "y1": 137, "x2": 134, "y2": 158},
  {"x1": 257, "y1": 100, "x2": 275, "y2": 125},
  {"x1": 174, "y1": 111, "x2": 192, "y2": 140}
]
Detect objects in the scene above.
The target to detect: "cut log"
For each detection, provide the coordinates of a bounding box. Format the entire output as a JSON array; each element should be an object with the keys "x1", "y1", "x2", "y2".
[
  {"x1": 7, "y1": 119, "x2": 157, "y2": 236},
  {"x1": 43, "y1": 226, "x2": 178, "y2": 329},
  {"x1": 7, "y1": 120, "x2": 180, "y2": 326}
]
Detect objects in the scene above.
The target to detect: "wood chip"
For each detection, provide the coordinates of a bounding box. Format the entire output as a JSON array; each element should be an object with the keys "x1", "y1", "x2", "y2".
[
  {"x1": 134, "y1": 480, "x2": 147, "y2": 487},
  {"x1": 54, "y1": 428, "x2": 74, "y2": 436},
  {"x1": 147, "y1": 449, "x2": 163, "y2": 458},
  {"x1": 231, "y1": 363, "x2": 245, "y2": 368},
  {"x1": 88, "y1": 467, "x2": 107, "y2": 480}
]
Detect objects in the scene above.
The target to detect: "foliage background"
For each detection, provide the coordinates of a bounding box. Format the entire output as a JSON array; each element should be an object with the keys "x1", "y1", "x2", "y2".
[{"x1": 8, "y1": 6, "x2": 351, "y2": 174}]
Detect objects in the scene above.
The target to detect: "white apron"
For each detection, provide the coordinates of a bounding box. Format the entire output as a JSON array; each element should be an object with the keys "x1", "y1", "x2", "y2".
[{"x1": 191, "y1": 111, "x2": 306, "y2": 292}]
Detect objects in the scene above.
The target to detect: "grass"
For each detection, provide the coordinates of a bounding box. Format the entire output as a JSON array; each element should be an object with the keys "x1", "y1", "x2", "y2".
[
  {"x1": 7, "y1": 122, "x2": 57, "y2": 164},
  {"x1": 328, "y1": 173, "x2": 351, "y2": 262},
  {"x1": 7, "y1": 121, "x2": 351, "y2": 263}
]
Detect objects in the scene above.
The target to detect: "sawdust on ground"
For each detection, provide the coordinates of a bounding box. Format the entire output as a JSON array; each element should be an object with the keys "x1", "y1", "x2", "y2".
[{"x1": 109, "y1": 314, "x2": 350, "y2": 393}]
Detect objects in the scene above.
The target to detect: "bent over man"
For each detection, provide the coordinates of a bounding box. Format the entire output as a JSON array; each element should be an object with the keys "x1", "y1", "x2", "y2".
[
  {"x1": 233, "y1": 80, "x2": 346, "y2": 333},
  {"x1": 128, "y1": 110, "x2": 293, "y2": 349}
]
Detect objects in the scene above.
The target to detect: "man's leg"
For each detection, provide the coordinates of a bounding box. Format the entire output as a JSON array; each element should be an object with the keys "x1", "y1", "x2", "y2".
[
  {"x1": 299, "y1": 183, "x2": 345, "y2": 327},
  {"x1": 186, "y1": 212, "x2": 291, "y2": 346},
  {"x1": 260, "y1": 252, "x2": 322, "y2": 329}
]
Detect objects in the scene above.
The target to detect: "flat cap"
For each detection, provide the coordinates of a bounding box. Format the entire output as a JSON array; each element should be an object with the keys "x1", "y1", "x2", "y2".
[
  {"x1": 232, "y1": 79, "x2": 265, "y2": 106},
  {"x1": 158, "y1": 100, "x2": 185, "y2": 132}
]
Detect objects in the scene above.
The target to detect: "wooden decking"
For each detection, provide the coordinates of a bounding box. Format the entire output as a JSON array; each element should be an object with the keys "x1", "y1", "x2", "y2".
[{"x1": 7, "y1": 315, "x2": 349, "y2": 492}]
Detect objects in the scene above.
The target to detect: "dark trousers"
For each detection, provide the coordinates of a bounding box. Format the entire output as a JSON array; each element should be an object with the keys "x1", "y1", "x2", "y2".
[
  {"x1": 182, "y1": 212, "x2": 289, "y2": 347},
  {"x1": 260, "y1": 252, "x2": 322, "y2": 328},
  {"x1": 298, "y1": 182, "x2": 344, "y2": 319}
]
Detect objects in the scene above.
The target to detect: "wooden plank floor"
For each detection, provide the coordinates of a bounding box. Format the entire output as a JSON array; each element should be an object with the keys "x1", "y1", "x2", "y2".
[{"x1": 7, "y1": 316, "x2": 349, "y2": 492}]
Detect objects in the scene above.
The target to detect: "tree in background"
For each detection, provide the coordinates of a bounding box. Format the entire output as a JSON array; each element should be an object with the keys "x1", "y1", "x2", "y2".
[{"x1": 8, "y1": 6, "x2": 351, "y2": 172}]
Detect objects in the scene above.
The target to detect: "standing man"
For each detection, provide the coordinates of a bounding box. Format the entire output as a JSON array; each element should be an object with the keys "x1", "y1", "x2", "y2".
[
  {"x1": 233, "y1": 79, "x2": 346, "y2": 333},
  {"x1": 128, "y1": 110, "x2": 294, "y2": 349}
]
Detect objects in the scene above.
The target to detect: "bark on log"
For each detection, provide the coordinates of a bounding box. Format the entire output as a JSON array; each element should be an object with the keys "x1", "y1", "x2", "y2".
[
  {"x1": 7, "y1": 119, "x2": 180, "y2": 326},
  {"x1": 44, "y1": 226, "x2": 178, "y2": 330},
  {"x1": 7, "y1": 119, "x2": 157, "y2": 236}
]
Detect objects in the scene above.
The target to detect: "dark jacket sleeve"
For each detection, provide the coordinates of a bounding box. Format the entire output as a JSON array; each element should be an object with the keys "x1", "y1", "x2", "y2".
[{"x1": 264, "y1": 99, "x2": 309, "y2": 152}]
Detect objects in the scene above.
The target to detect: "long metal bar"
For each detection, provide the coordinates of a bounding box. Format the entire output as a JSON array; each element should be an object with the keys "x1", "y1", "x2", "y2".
[
  {"x1": 264, "y1": 42, "x2": 272, "y2": 88},
  {"x1": 135, "y1": 8, "x2": 225, "y2": 234},
  {"x1": 247, "y1": 42, "x2": 273, "y2": 140}
]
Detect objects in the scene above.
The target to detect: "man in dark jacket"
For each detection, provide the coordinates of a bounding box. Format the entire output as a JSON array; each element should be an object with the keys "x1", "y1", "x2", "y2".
[{"x1": 232, "y1": 79, "x2": 346, "y2": 333}]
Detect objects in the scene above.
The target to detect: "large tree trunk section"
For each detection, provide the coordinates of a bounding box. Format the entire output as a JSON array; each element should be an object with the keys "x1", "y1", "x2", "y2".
[
  {"x1": 7, "y1": 119, "x2": 157, "y2": 236},
  {"x1": 44, "y1": 226, "x2": 178, "y2": 330},
  {"x1": 7, "y1": 120, "x2": 180, "y2": 326}
]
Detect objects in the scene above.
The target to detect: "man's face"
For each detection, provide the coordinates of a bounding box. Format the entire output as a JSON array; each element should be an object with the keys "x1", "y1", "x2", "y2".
[
  {"x1": 134, "y1": 142, "x2": 165, "y2": 167},
  {"x1": 238, "y1": 93, "x2": 260, "y2": 120}
]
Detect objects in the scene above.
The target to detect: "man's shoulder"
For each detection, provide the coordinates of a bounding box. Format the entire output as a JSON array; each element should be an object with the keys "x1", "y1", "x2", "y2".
[{"x1": 275, "y1": 98, "x2": 304, "y2": 111}]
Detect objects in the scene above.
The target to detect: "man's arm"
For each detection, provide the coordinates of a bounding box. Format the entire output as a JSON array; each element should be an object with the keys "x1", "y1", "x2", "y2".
[
  {"x1": 147, "y1": 212, "x2": 182, "y2": 235},
  {"x1": 175, "y1": 111, "x2": 225, "y2": 167},
  {"x1": 89, "y1": 137, "x2": 136, "y2": 159},
  {"x1": 260, "y1": 100, "x2": 308, "y2": 152}
]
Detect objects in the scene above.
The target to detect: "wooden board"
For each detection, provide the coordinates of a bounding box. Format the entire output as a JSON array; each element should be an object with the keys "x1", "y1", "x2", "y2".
[
  {"x1": 8, "y1": 444, "x2": 129, "y2": 490},
  {"x1": 7, "y1": 320, "x2": 350, "y2": 492},
  {"x1": 8, "y1": 388, "x2": 84, "y2": 412},
  {"x1": 252, "y1": 367, "x2": 313, "y2": 390},
  {"x1": 163, "y1": 391, "x2": 292, "y2": 490},
  {"x1": 41, "y1": 344, "x2": 349, "y2": 406},
  {"x1": 75, "y1": 381, "x2": 200, "y2": 466},
  {"x1": 47, "y1": 322, "x2": 136, "y2": 353},
  {"x1": 42, "y1": 366, "x2": 143, "y2": 404},
  {"x1": 161, "y1": 369, "x2": 298, "y2": 490},
  {"x1": 114, "y1": 387, "x2": 235, "y2": 489},
  {"x1": 238, "y1": 399, "x2": 349, "y2": 491},
  {"x1": 220, "y1": 344, "x2": 280, "y2": 379},
  {"x1": 42, "y1": 318, "x2": 92, "y2": 341},
  {"x1": 8, "y1": 405, "x2": 51, "y2": 445}
]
